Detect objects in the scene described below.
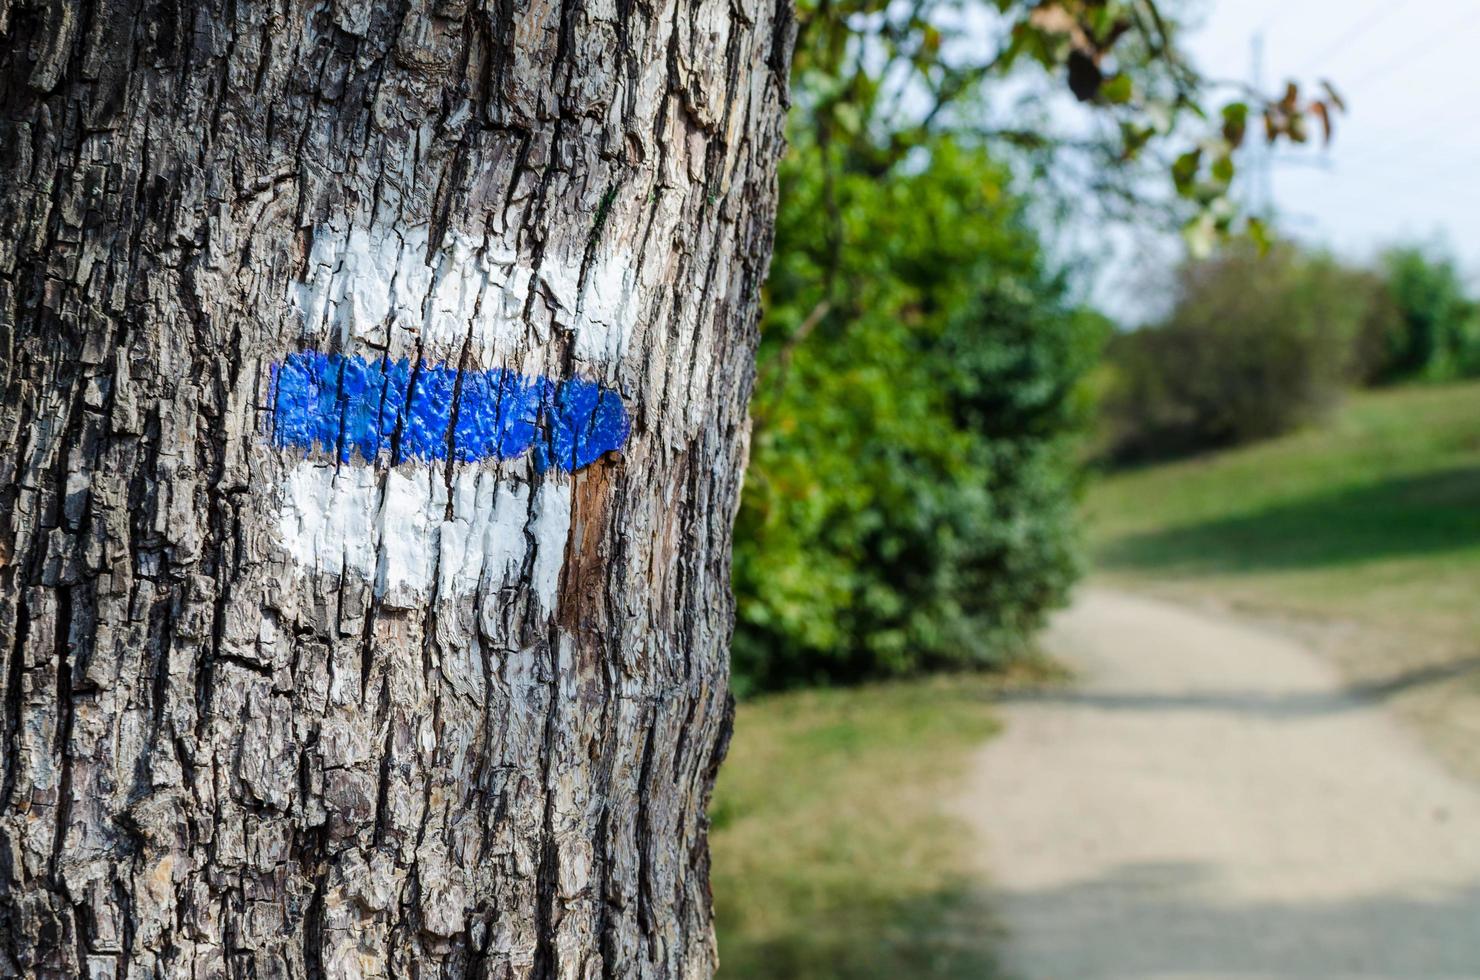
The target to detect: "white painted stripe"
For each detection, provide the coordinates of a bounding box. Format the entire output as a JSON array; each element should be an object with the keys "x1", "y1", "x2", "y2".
[
  {"x1": 376, "y1": 468, "x2": 443, "y2": 600},
  {"x1": 289, "y1": 223, "x2": 641, "y2": 371},
  {"x1": 274, "y1": 461, "x2": 572, "y2": 607},
  {"x1": 529, "y1": 480, "x2": 573, "y2": 614}
]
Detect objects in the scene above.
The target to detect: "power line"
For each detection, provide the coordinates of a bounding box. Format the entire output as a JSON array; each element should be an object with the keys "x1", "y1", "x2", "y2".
[
  {"x1": 1337, "y1": 150, "x2": 1480, "y2": 190},
  {"x1": 1330, "y1": 107, "x2": 1480, "y2": 173},
  {"x1": 1300, "y1": 0, "x2": 1415, "y2": 74},
  {"x1": 1257, "y1": 138, "x2": 1480, "y2": 220},
  {"x1": 1307, "y1": 29, "x2": 1480, "y2": 172},
  {"x1": 1344, "y1": 5, "x2": 1480, "y2": 91}
]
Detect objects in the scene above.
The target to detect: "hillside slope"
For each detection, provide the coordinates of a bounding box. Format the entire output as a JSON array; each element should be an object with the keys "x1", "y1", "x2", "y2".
[{"x1": 1087, "y1": 380, "x2": 1480, "y2": 777}]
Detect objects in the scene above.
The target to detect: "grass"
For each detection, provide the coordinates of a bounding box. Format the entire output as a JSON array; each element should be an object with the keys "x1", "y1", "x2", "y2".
[
  {"x1": 1086, "y1": 380, "x2": 1480, "y2": 640},
  {"x1": 710, "y1": 675, "x2": 1025, "y2": 979},
  {"x1": 709, "y1": 383, "x2": 1480, "y2": 979}
]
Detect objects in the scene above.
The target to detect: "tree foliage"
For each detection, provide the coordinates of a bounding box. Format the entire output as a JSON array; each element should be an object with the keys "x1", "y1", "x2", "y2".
[
  {"x1": 1099, "y1": 243, "x2": 1383, "y2": 462},
  {"x1": 732, "y1": 140, "x2": 1105, "y2": 692},
  {"x1": 729, "y1": 0, "x2": 1340, "y2": 690},
  {"x1": 1368, "y1": 245, "x2": 1480, "y2": 384},
  {"x1": 788, "y1": 0, "x2": 1342, "y2": 250}
]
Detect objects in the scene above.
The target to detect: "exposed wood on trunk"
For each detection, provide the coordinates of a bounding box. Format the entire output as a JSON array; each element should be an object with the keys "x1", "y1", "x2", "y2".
[{"x1": 0, "y1": 0, "x2": 793, "y2": 975}]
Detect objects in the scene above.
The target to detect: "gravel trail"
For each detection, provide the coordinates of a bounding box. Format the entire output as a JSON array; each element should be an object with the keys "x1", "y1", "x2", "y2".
[{"x1": 964, "y1": 587, "x2": 1480, "y2": 979}]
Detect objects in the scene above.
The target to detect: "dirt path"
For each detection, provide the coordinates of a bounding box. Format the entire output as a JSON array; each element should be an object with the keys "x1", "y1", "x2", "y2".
[{"x1": 964, "y1": 587, "x2": 1480, "y2": 980}]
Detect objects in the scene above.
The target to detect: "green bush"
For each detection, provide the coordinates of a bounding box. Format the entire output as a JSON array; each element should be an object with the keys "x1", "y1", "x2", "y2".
[
  {"x1": 731, "y1": 139, "x2": 1104, "y2": 694},
  {"x1": 1099, "y1": 244, "x2": 1375, "y2": 463},
  {"x1": 1366, "y1": 245, "x2": 1480, "y2": 383}
]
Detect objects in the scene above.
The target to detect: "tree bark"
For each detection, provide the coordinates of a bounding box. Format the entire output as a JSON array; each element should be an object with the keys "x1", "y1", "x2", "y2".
[{"x1": 0, "y1": 0, "x2": 792, "y2": 975}]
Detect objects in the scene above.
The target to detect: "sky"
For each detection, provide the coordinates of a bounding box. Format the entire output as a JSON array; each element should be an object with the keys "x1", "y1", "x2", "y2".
[{"x1": 1186, "y1": 0, "x2": 1480, "y2": 278}]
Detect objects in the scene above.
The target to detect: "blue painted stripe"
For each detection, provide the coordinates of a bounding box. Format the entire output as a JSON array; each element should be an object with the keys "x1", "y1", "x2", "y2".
[{"x1": 270, "y1": 351, "x2": 630, "y2": 472}]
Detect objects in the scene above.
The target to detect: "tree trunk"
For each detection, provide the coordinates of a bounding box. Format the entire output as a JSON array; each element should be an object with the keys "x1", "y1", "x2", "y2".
[{"x1": 0, "y1": 0, "x2": 792, "y2": 975}]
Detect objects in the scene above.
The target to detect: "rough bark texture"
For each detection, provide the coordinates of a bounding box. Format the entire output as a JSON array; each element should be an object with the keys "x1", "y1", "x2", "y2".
[{"x1": 0, "y1": 0, "x2": 792, "y2": 975}]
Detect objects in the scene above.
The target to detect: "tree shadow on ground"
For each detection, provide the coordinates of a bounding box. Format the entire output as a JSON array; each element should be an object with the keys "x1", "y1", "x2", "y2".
[
  {"x1": 723, "y1": 860, "x2": 1480, "y2": 978},
  {"x1": 1097, "y1": 467, "x2": 1480, "y2": 576},
  {"x1": 716, "y1": 884, "x2": 1009, "y2": 979},
  {"x1": 994, "y1": 655, "x2": 1480, "y2": 720},
  {"x1": 984, "y1": 860, "x2": 1480, "y2": 978}
]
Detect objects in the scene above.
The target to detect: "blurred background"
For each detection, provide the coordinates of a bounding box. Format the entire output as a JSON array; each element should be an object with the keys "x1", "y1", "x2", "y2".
[{"x1": 711, "y1": 0, "x2": 1480, "y2": 976}]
